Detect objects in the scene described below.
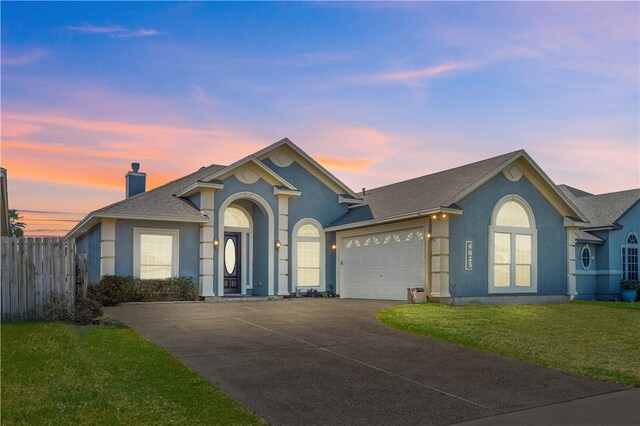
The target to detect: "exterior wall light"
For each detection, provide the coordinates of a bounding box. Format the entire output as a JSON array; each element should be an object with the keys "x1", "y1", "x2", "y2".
[
  {"x1": 441, "y1": 213, "x2": 447, "y2": 219},
  {"x1": 275, "y1": 240, "x2": 282, "y2": 250},
  {"x1": 431, "y1": 215, "x2": 437, "y2": 220},
  {"x1": 213, "y1": 239, "x2": 219, "y2": 249},
  {"x1": 426, "y1": 233, "x2": 432, "y2": 239},
  {"x1": 331, "y1": 244, "x2": 337, "y2": 250}
]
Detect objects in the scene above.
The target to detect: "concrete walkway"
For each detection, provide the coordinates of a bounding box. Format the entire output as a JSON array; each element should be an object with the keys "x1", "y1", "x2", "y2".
[{"x1": 106, "y1": 299, "x2": 634, "y2": 425}]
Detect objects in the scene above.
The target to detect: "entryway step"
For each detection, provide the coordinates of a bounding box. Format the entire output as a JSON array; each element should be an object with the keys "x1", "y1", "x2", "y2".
[{"x1": 203, "y1": 295, "x2": 282, "y2": 302}]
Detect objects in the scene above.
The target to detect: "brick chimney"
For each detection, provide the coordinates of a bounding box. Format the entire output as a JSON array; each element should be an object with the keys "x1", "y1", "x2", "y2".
[{"x1": 125, "y1": 162, "x2": 146, "y2": 198}]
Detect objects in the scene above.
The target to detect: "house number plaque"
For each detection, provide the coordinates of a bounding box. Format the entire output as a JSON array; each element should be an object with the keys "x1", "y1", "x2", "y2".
[{"x1": 465, "y1": 241, "x2": 473, "y2": 271}]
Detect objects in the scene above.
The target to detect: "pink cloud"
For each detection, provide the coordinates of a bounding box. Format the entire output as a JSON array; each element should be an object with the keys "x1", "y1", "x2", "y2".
[
  {"x1": 2, "y1": 49, "x2": 48, "y2": 65},
  {"x1": 349, "y1": 62, "x2": 476, "y2": 84}
]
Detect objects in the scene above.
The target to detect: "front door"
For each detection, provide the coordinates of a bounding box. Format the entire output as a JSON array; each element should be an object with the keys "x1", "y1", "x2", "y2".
[{"x1": 224, "y1": 232, "x2": 241, "y2": 294}]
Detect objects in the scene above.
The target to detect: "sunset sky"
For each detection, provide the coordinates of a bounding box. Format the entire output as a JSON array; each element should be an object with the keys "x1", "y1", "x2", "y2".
[{"x1": 2, "y1": 2, "x2": 638, "y2": 236}]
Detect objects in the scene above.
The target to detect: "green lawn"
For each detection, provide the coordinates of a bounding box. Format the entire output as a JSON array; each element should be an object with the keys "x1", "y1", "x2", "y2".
[
  {"x1": 1, "y1": 320, "x2": 264, "y2": 425},
  {"x1": 377, "y1": 302, "x2": 640, "y2": 387}
]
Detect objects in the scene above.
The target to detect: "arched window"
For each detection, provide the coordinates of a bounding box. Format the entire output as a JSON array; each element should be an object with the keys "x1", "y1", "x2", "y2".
[
  {"x1": 292, "y1": 219, "x2": 324, "y2": 288},
  {"x1": 224, "y1": 205, "x2": 251, "y2": 229},
  {"x1": 581, "y1": 245, "x2": 592, "y2": 271},
  {"x1": 622, "y1": 232, "x2": 639, "y2": 280},
  {"x1": 489, "y1": 195, "x2": 537, "y2": 292}
]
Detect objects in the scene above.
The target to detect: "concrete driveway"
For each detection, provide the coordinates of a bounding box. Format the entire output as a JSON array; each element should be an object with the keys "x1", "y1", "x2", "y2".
[{"x1": 107, "y1": 299, "x2": 624, "y2": 425}]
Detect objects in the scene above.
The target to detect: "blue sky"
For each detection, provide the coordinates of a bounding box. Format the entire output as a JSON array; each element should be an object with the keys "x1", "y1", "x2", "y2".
[{"x1": 1, "y1": 1, "x2": 638, "y2": 235}]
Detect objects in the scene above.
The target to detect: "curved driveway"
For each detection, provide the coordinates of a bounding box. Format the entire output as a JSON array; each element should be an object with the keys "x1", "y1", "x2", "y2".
[{"x1": 107, "y1": 299, "x2": 624, "y2": 425}]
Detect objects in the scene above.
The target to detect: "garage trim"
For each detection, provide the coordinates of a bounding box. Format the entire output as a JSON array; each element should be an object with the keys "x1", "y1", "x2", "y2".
[{"x1": 336, "y1": 218, "x2": 430, "y2": 298}]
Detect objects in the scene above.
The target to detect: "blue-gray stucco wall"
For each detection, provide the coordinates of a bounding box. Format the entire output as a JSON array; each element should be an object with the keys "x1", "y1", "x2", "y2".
[
  {"x1": 575, "y1": 242, "x2": 598, "y2": 299},
  {"x1": 449, "y1": 173, "x2": 567, "y2": 297},
  {"x1": 75, "y1": 224, "x2": 101, "y2": 284},
  {"x1": 114, "y1": 219, "x2": 200, "y2": 279},
  {"x1": 262, "y1": 158, "x2": 348, "y2": 292}
]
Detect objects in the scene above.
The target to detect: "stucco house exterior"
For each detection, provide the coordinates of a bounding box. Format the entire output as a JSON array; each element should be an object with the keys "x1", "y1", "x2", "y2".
[
  {"x1": 559, "y1": 185, "x2": 640, "y2": 300},
  {"x1": 66, "y1": 138, "x2": 638, "y2": 303}
]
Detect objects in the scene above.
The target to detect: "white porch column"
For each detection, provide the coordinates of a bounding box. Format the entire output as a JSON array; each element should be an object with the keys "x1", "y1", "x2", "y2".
[
  {"x1": 199, "y1": 188, "x2": 216, "y2": 297},
  {"x1": 100, "y1": 218, "x2": 116, "y2": 277},
  {"x1": 430, "y1": 216, "x2": 451, "y2": 299},
  {"x1": 276, "y1": 194, "x2": 290, "y2": 296},
  {"x1": 566, "y1": 226, "x2": 578, "y2": 299}
]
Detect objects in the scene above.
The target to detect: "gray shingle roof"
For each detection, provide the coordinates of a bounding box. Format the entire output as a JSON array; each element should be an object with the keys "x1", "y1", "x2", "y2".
[
  {"x1": 95, "y1": 164, "x2": 226, "y2": 219},
  {"x1": 329, "y1": 151, "x2": 520, "y2": 227},
  {"x1": 558, "y1": 185, "x2": 640, "y2": 229},
  {"x1": 575, "y1": 229, "x2": 603, "y2": 244}
]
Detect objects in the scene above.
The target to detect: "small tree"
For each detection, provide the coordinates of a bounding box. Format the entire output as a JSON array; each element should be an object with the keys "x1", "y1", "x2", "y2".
[{"x1": 9, "y1": 209, "x2": 26, "y2": 237}]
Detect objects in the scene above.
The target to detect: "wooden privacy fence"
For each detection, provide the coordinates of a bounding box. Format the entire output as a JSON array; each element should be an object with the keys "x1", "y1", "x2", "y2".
[{"x1": 1, "y1": 237, "x2": 76, "y2": 321}]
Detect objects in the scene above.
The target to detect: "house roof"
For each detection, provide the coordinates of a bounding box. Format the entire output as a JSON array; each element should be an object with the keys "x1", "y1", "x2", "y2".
[
  {"x1": 66, "y1": 164, "x2": 226, "y2": 238},
  {"x1": 575, "y1": 229, "x2": 604, "y2": 244},
  {"x1": 329, "y1": 150, "x2": 521, "y2": 228},
  {"x1": 558, "y1": 185, "x2": 640, "y2": 229}
]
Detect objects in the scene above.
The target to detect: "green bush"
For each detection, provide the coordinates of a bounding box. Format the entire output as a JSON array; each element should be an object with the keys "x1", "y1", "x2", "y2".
[
  {"x1": 73, "y1": 298, "x2": 104, "y2": 324},
  {"x1": 620, "y1": 279, "x2": 640, "y2": 291},
  {"x1": 93, "y1": 276, "x2": 199, "y2": 305}
]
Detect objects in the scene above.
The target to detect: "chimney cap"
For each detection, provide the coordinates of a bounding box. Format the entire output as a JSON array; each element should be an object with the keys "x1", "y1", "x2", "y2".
[{"x1": 131, "y1": 162, "x2": 140, "y2": 173}]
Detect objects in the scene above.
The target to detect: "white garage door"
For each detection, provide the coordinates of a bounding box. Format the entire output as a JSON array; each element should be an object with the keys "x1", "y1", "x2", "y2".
[{"x1": 341, "y1": 227, "x2": 425, "y2": 300}]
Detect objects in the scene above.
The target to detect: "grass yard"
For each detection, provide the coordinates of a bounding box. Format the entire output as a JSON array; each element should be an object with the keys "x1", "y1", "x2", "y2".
[
  {"x1": 377, "y1": 302, "x2": 640, "y2": 387},
  {"x1": 1, "y1": 320, "x2": 264, "y2": 425}
]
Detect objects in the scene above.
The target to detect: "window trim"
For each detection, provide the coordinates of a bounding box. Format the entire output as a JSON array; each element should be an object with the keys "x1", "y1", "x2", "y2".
[
  {"x1": 291, "y1": 218, "x2": 325, "y2": 290},
  {"x1": 580, "y1": 244, "x2": 592, "y2": 271},
  {"x1": 622, "y1": 231, "x2": 639, "y2": 280},
  {"x1": 133, "y1": 227, "x2": 179, "y2": 279},
  {"x1": 488, "y1": 195, "x2": 538, "y2": 294}
]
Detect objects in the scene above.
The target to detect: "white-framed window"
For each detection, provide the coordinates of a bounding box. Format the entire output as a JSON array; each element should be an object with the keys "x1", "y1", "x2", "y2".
[
  {"x1": 133, "y1": 228, "x2": 179, "y2": 279},
  {"x1": 622, "y1": 232, "x2": 639, "y2": 280},
  {"x1": 580, "y1": 245, "x2": 593, "y2": 271},
  {"x1": 292, "y1": 219, "x2": 325, "y2": 288},
  {"x1": 488, "y1": 195, "x2": 537, "y2": 293}
]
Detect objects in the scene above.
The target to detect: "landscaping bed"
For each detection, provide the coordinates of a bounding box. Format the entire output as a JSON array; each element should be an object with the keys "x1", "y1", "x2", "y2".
[
  {"x1": 377, "y1": 302, "x2": 640, "y2": 387},
  {"x1": 1, "y1": 321, "x2": 264, "y2": 425}
]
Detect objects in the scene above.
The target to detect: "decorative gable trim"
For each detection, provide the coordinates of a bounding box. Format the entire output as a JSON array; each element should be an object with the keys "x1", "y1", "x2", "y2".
[
  {"x1": 254, "y1": 138, "x2": 360, "y2": 199},
  {"x1": 200, "y1": 156, "x2": 298, "y2": 190},
  {"x1": 445, "y1": 150, "x2": 588, "y2": 223}
]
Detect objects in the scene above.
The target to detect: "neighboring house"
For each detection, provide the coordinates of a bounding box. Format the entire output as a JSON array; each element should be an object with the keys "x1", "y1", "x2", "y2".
[
  {"x1": 559, "y1": 185, "x2": 640, "y2": 300},
  {"x1": 67, "y1": 138, "x2": 633, "y2": 303}
]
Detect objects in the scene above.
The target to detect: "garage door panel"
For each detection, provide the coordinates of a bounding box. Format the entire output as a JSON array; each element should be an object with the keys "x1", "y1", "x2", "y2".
[{"x1": 342, "y1": 228, "x2": 425, "y2": 300}]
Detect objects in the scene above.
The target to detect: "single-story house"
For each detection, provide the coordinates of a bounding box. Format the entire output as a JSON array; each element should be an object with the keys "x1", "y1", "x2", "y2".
[{"x1": 67, "y1": 138, "x2": 639, "y2": 303}]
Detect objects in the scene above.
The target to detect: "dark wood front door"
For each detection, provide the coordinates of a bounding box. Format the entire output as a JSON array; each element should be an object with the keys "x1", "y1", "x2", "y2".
[{"x1": 224, "y1": 232, "x2": 241, "y2": 294}]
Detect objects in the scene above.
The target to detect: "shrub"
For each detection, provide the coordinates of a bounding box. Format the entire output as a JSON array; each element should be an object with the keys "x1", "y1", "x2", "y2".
[
  {"x1": 73, "y1": 297, "x2": 104, "y2": 325},
  {"x1": 620, "y1": 279, "x2": 640, "y2": 291},
  {"x1": 94, "y1": 275, "x2": 136, "y2": 306},
  {"x1": 42, "y1": 293, "x2": 103, "y2": 324},
  {"x1": 93, "y1": 276, "x2": 199, "y2": 305}
]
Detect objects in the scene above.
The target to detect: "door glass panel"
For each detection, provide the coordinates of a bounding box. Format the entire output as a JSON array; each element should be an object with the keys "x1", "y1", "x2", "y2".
[{"x1": 225, "y1": 238, "x2": 236, "y2": 275}]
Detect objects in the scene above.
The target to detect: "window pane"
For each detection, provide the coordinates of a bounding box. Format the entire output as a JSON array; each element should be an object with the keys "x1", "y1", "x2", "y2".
[
  {"x1": 516, "y1": 265, "x2": 531, "y2": 287},
  {"x1": 140, "y1": 265, "x2": 172, "y2": 280},
  {"x1": 298, "y1": 242, "x2": 320, "y2": 267},
  {"x1": 298, "y1": 268, "x2": 319, "y2": 286},
  {"x1": 494, "y1": 265, "x2": 510, "y2": 287},
  {"x1": 515, "y1": 234, "x2": 531, "y2": 264},
  {"x1": 224, "y1": 206, "x2": 250, "y2": 228},
  {"x1": 298, "y1": 223, "x2": 320, "y2": 238},
  {"x1": 140, "y1": 234, "x2": 173, "y2": 279},
  {"x1": 581, "y1": 246, "x2": 591, "y2": 270},
  {"x1": 494, "y1": 233, "x2": 511, "y2": 264},
  {"x1": 496, "y1": 201, "x2": 530, "y2": 228}
]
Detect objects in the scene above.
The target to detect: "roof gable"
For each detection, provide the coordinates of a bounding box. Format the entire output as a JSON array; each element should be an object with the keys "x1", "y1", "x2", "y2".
[
  {"x1": 254, "y1": 138, "x2": 359, "y2": 198},
  {"x1": 200, "y1": 156, "x2": 297, "y2": 190}
]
